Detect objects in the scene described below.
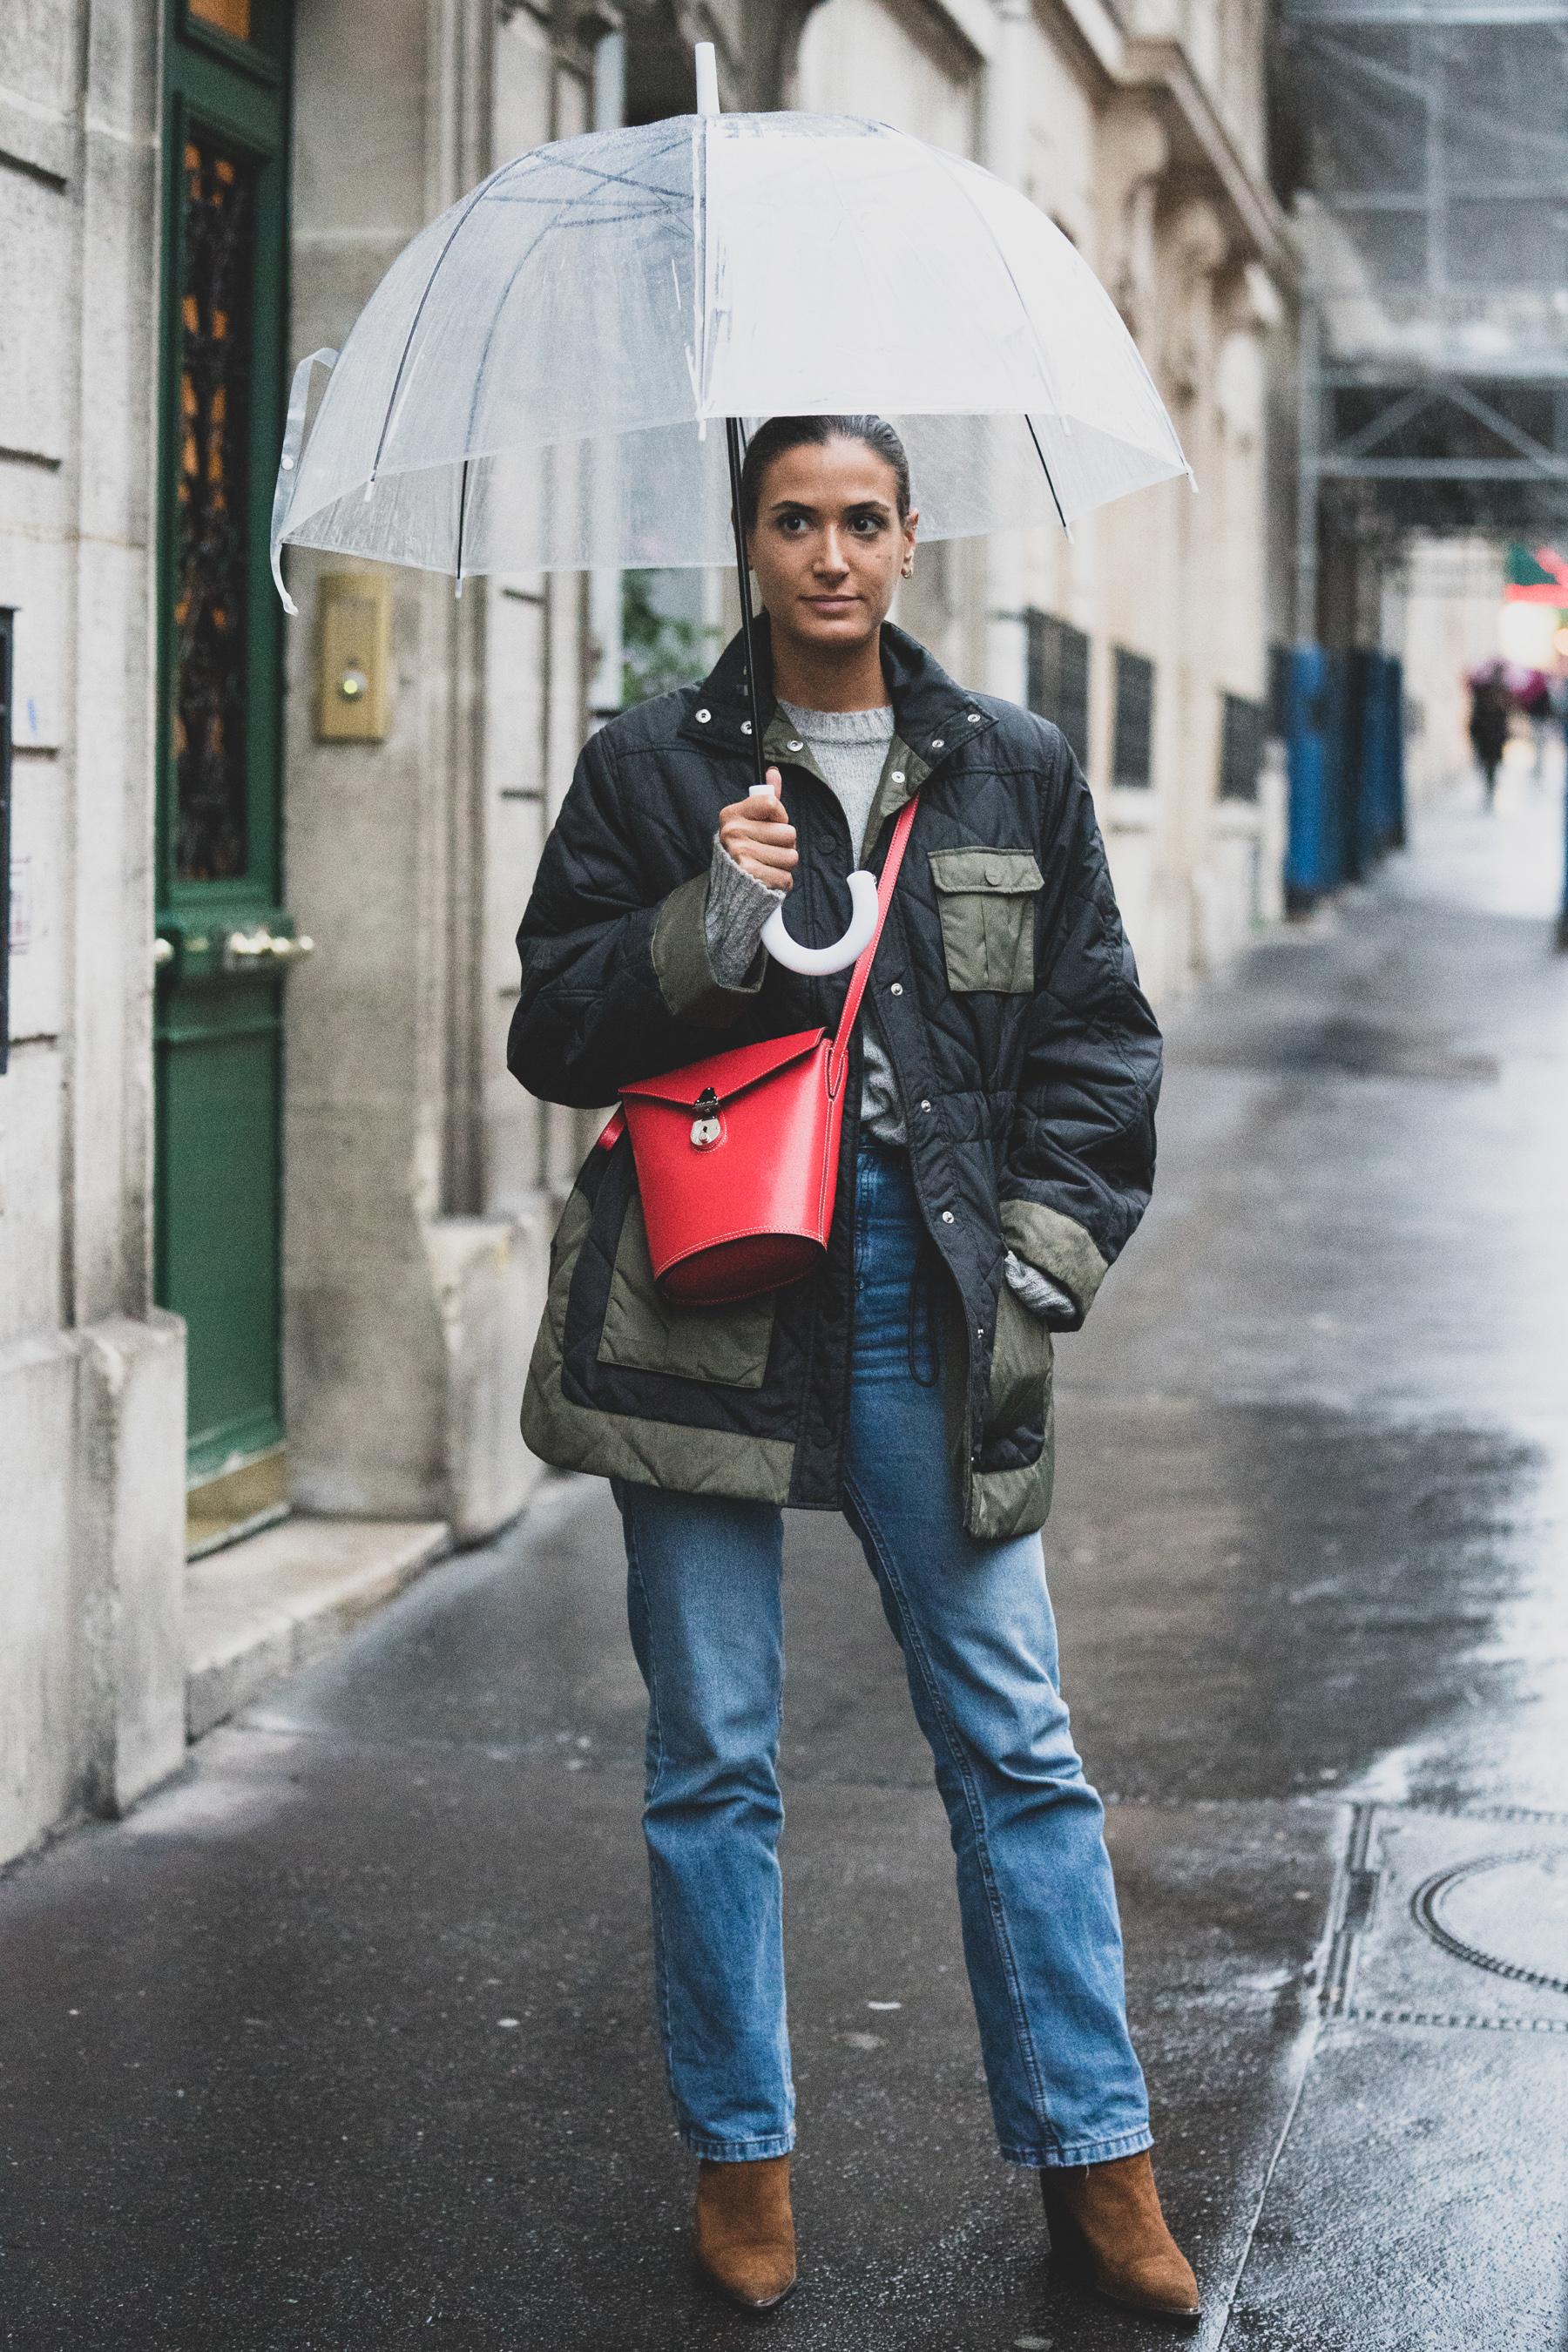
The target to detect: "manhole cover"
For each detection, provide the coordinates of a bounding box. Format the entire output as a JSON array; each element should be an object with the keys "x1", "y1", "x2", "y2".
[{"x1": 1412, "y1": 1849, "x2": 1568, "y2": 1995}]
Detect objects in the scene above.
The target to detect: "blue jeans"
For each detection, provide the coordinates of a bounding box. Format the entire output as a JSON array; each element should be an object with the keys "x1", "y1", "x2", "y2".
[{"x1": 613, "y1": 1144, "x2": 1152, "y2": 2168}]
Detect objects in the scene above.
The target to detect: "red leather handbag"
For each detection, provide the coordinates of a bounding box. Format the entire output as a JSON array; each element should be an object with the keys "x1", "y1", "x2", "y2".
[{"x1": 598, "y1": 795, "x2": 920, "y2": 1307}]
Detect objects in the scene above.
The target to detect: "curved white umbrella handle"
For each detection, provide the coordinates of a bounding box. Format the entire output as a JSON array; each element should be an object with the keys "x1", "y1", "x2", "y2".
[
  {"x1": 749, "y1": 774, "x2": 879, "y2": 974},
  {"x1": 760, "y1": 872, "x2": 880, "y2": 976}
]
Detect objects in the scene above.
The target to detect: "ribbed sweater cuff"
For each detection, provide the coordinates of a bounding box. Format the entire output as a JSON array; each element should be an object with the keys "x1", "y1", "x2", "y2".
[
  {"x1": 706, "y1": 835, "x2": 783, "y2": 989},
  {"x1": 1004, "y1": 1250, "x2": 1078, "y2": 1327}
]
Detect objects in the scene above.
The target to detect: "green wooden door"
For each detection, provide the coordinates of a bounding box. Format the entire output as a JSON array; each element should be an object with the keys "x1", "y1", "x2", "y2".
[{"x1": 154, "y1": 0, "x2": 296, "y2": 1487}]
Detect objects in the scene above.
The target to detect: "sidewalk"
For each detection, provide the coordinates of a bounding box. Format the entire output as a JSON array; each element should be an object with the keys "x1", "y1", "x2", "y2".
[{"x1": 2, "y1": 767, "x2": 1565, "y2": 2350}]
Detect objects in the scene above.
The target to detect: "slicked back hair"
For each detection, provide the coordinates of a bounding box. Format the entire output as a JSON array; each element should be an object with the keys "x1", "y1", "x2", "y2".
[{"x1": 738, "y1": 415, "x2": 911, "y2": 532}]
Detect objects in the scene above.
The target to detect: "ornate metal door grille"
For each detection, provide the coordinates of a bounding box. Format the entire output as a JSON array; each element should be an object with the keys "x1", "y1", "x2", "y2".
[{"x1": 173, "y1": 133, "x2": 257, "y2": 882}]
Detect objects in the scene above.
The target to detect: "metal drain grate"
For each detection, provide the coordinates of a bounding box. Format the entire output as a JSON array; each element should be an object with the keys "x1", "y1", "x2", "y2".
[
  {"x1": 1321, "y1": 1803, "x2": 1568, "y2": 2034},
  {"x1": 1410, "y1": 1850, "x2": 1568, "y2": 1997}
]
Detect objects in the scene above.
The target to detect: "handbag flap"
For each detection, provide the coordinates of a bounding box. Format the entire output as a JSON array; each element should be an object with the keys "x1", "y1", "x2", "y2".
[{"x1": 620, "y1": 1025, "x2": 827, "y2": 1111}]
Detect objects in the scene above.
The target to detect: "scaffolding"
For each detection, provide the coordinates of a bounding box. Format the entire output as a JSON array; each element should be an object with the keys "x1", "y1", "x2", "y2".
[{"x1": 1274, "y1": 0, "x2": 1568, "y2": 639}]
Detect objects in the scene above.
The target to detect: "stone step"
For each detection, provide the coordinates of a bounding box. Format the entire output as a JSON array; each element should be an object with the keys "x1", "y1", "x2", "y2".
[{"x1": 186, "y1": 1517, "x2": 450, "y2": 1740}]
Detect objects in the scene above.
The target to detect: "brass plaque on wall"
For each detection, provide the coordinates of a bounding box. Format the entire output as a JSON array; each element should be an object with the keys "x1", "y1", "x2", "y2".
[{"x1": 316, "y1": 571, "x2": 392, "y2": 741}]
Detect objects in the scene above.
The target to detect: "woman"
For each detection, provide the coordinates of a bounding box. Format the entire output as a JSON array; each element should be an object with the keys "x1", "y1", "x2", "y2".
[{"x1": 510, "y1": 416, "x2": 1197, "y2": 2325}]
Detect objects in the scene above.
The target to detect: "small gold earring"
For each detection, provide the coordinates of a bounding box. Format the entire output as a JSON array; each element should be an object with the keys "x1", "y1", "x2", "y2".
[{"x1": 902, "y1": 560, "x2": 914, "y2": 578}]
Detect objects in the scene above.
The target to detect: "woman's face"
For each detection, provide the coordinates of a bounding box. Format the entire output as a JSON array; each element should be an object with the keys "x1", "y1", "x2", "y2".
[{"x1": 746, "y1": 436, "x2": 918, "y2": 660}]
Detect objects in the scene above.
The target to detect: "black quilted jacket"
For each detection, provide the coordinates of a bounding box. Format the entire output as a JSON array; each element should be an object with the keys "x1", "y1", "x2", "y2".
[{"x1": 509, "y1": 619, "x2": 1160, "y2": 1538}]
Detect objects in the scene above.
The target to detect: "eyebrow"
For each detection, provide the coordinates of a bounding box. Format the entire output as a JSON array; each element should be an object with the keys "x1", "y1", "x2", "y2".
[{"x1": 766, "y1": 497, "x2": 896, "y2": 518}]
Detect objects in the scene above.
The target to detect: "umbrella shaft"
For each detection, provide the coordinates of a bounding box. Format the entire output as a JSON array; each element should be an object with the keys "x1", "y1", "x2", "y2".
[{"x1": 724, "y1": 416, "x2": 768, "y2": 796}]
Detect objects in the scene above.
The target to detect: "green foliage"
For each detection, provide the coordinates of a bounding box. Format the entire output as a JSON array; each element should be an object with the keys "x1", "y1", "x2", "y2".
[{"x1": 622, "y1": 571, "x2": 722, "y2": 706}]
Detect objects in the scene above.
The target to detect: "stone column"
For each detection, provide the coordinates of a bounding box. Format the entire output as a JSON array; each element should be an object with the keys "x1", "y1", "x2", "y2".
[
  {"x1": 0, "y1": 0, "x2": 187, "y2": 1864},
  {"x1": 283, "y1": 0, "x2": 578, "y2": 1538}
]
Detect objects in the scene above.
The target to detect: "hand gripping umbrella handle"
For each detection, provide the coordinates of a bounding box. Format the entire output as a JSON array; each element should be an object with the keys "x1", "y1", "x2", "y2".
[{"x1": 747, "y1": 778, "x2": 881, "y2": 975}]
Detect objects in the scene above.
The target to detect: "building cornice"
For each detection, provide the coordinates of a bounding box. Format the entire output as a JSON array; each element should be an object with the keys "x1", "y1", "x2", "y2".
[
  {"x1": 832, "y1": 0, "x2": 1300, "y2": 291},
  {"x1": 1017, "y1": 0, "x2": 1125, "y2": 89},
  {"x1": 1117, "y1": 35, "x2": 1299, "y2": 285},
  {"x1": 918, "y1": 0, "x2": 1002, "y2": 60}
]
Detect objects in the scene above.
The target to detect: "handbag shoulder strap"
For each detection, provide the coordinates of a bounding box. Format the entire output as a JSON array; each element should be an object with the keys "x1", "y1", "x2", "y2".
[{"x1": 828, "y1": 793, "x2": 920, "y2": 1079}]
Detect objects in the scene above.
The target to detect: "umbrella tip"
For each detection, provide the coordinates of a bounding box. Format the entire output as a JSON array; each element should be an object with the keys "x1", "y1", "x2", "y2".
[{"x1": 695, "y1": 42, "x2": 719, "y2": 116}]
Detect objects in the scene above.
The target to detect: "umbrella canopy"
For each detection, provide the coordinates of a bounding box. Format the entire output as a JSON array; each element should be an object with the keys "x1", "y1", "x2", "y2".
[{"x1": 270, "y1": 109, "x2": 1189, "y2": 600}]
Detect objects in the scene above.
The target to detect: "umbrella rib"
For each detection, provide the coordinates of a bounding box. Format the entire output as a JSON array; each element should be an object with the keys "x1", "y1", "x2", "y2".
[
  {"x1": 365, "y1": 152, "x2": 537, "y2": 496},
  {"x1": 929, "y1": 146, "x2": 1184, "y2": 516},
  {"x1": 927, "y1": 147, "x2": 1069, "y2": 426},
  {"x1": 484, "y1": 126, "x2": 691, "y2": 213},
  {"x1": 1024, "y1": 415, "x2": 1069, "y2": 535},
  {"x1": 485, "y1": 185, "x2": 684, "y2": 220},
  {"x1": 456, "y1": 194, "x2": 587, "y2": 464},
  {"x1": 696, "y1": 113, "x2": 712, "y2": 422},
  {"x1": 378, "y1": 145, "x2": 689, "y2": 496},
  {"x1": 532, "y1": 156, "x2": 688, "y2": 201}
]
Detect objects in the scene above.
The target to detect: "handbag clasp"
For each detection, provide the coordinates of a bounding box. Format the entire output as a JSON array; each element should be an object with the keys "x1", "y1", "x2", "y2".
[{"x1": 690, "y1": 1085, "x2": 723, "y2": 1149}]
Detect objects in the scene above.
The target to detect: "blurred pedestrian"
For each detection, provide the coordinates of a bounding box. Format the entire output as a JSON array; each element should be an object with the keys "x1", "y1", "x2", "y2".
[
  {"x1": 509, "y1": 416, "x2": 1199, "y2": 2324},
  {"x1": 1469, "y1": 667, "x2": 1511, "y2": 806},
  {"x1": 1520, "y1": 671, "x2": 1554, "y2": 781}
]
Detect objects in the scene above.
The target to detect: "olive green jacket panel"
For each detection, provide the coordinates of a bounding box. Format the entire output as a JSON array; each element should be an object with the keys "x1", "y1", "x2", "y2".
[
  {"x1": 959, "y1": 1276, "x2": 1057, "y2": 1538},
  {"x1": 1000, "y1": 1196, "x2": 1110, "y2": 1331},
  {"x1": 521, "y1": 1187, "x2": 795, "y2": 1502},
  {"x1": 598, "y1": 1198, "x2": 776, "y2": 1389}
]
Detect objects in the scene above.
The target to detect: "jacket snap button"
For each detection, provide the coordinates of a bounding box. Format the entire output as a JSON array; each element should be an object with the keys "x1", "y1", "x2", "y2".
[
  {"x1": 741, "y1": 720, "x2": 753, "y2": 735},
  {"x1": 985, "y1": 862, "x2": 1004, "y2": 885},
  {"x1": 696, "y1": 709, "x2": 710, "y2": 722},
  {"x1": 968, "y1": 712, "x2": 981, "y2": 723},
  {"x1": 919, "y1": 1098, "x2": 931, "y2": 1112},
  {"x1": 787, "y1": 739, "x2": 803, "y2": 751},
  {"x1": 889, "y1": 983, "x2": 902, "y2": 996},
  {"x1": 942, "y1": 1210, "x2": 955, "y2": 1223},
  {"x1": 891, "y1": 769, "x2": 905, "y2": 783},
  {"x1": 930, "y1": 737, "x2": 944, "y2": 749}
]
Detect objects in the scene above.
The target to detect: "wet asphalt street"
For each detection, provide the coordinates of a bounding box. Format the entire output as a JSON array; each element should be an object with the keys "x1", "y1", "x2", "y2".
[{"x1": 4, "y1": 765, "x2": 1568, "y2": 2351}]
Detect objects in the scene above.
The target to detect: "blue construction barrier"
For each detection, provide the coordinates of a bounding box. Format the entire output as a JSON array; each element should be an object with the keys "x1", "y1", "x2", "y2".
[{"x1": 1283, "y1": 645, "x2": 1406, "y2": 909}]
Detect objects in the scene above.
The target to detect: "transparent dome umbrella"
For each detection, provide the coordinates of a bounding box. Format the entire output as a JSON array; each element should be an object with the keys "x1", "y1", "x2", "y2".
[{"x1": 270, "y1": 45, "x2": 1189, "y2": 972}]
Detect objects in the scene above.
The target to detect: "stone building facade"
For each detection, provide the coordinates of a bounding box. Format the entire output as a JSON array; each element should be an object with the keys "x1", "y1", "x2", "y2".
[{"x1": 1, "y1": 0, "x2": 1291, "y2": 1868}]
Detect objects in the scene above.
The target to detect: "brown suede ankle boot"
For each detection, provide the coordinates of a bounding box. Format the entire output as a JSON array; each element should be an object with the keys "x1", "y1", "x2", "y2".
[
  {"x1": 693, "y1": 2154, "x2": 797, "y2": 2313},
  {"x1": 1040, "y1": 2151, "x2": 1200, "y2": 2324}
]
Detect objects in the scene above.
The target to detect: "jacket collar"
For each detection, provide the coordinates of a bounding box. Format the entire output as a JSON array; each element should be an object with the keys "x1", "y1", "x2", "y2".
[{"x1": 679, "y1": 614, "x2": 997, "y2": 789}]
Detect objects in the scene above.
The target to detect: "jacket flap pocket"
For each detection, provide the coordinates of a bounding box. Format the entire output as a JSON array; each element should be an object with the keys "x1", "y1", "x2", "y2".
[
  {"x1": 621, "y1": 1026, "x2": 825, "y2": 1110},
  {"x1": 927, "y1": 848, "x2": 1043, "y2": 896}
]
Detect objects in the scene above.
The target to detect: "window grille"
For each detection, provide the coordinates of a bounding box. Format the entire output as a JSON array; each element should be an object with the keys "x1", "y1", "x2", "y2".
[
  {"x1": 1112, "y1": 648, "x2": 1154, "y2": 787},
  {"x1": 173, "y1": 132, "x2": 257, "y2": 882},
  {"x1": 1025, "y1": 611, "x2": 1090, "y2": 771},
  {"x1": 1, "y1": 610, "x2": 12, "y2": 1078},
  {"x1": 1220, "y1": 693, "x2": 1267, "y2": 802}
]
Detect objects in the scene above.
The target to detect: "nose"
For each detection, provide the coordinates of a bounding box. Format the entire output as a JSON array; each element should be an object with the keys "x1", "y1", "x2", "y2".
[{"x1": 817, "y1": 528, "x2": 850, "y2": 577}]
